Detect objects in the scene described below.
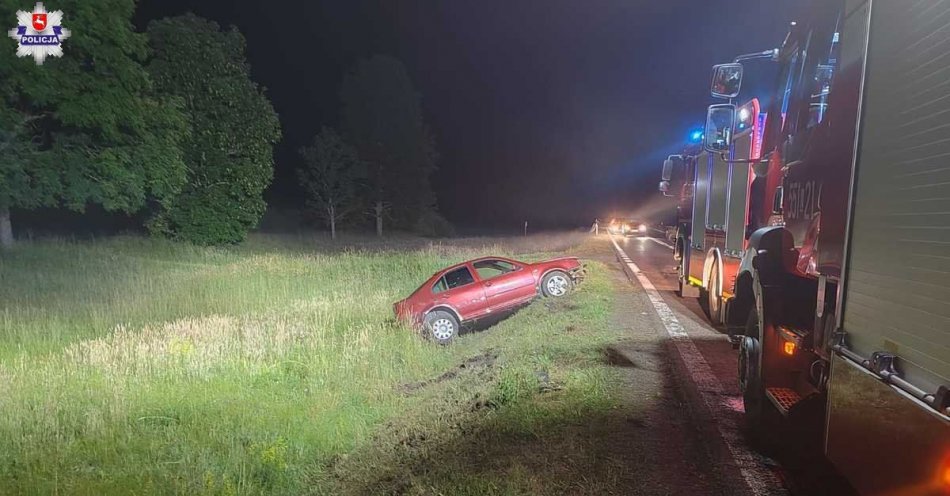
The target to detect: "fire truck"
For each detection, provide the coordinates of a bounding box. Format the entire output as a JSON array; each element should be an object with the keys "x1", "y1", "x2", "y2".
[
  {"x1": 660, "y1": 98, "x2": 766, "y2": 307},
  {"x1": 659, "y1": 132, "x2": 701, "y2": 271},
  {"x1": 667, "y1": 0, "x2": 950, "y2": 493}
]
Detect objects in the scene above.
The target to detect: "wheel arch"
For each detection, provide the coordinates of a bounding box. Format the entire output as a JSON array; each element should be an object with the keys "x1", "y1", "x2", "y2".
[
  {"x1": 728, "y1": 269, "x2": 755, "y2": 331},
  {"x1": 746, "y1": 226, "x2": 796, "y2": 276},
  {"x1": 425, "y1": 305, "x2": 462, "y2": 323},
  {"x1": 674, "y1": 233, "x2": 686, "y2": 262}
]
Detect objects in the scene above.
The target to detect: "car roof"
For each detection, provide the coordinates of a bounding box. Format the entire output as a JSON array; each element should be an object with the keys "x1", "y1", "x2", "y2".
[{"x1": 470, "y1": 256, "x2": 522, "y2": 264}]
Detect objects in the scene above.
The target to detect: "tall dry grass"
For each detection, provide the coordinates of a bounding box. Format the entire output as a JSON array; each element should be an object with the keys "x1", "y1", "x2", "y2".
[{"x1": 0, "y1": 232, "x2": 604, "y2": 494}]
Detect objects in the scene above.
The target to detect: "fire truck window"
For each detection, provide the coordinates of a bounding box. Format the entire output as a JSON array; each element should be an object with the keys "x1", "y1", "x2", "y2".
[
  {"x1": 806, "y1": 28, "x2": 840, "y2": 128},
  {"x1": 780, "y1": 53, "x2": 800, "y2": 117},
  {"x1": 765, "y1": 51, "x2": 801, "y2": 151}
]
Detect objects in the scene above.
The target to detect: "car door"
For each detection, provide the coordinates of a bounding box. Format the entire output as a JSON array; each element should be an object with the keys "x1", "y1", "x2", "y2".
[
  {"x1": 473, "y1": 259, "x2": 537, "y2": 311},
  {"x1": 432, "y1": 265, "x2": 488, "y2": 320}
]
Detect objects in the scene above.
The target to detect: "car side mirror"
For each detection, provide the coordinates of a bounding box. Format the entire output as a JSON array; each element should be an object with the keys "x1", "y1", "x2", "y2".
[
  {"x1": 659, "y1": 181, "x2": 670, "y2": 193},
  {"x1": 704, "y1": 104, "x2": 736, "y2": 154},
  {"x1": 711, "y1": 63, "x2": 743, "y2": 99}
]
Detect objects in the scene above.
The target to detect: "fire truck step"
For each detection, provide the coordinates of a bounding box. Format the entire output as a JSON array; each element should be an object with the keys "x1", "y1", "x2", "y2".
[{"x1": 765, "y1": 387, "x2": 802, "y2": 416}]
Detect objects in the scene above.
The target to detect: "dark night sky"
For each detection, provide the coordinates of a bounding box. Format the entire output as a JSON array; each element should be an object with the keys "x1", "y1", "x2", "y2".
[{"x1": 135, "y1": 1, "x2": 802, "y2": 229}]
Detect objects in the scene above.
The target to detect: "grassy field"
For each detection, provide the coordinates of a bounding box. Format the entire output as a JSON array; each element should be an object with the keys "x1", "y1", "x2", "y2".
[{"x1": 0, "y1": 232, "x2": 627, "y2": 495}]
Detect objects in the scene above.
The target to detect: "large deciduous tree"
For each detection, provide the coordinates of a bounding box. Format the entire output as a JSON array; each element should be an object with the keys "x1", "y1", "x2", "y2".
[
  {"x1": 339, "y1": 55, "x2": 437, "y2": 236},
  {"x1": 298, "y1": 127, "x2": 364, "y2": 240},
  {"x1": 0, "y1": 0, "x2": 189, "y2": 248},
  {"x1": 147, "y1": 14, "x2": 281, "y2": 245}
]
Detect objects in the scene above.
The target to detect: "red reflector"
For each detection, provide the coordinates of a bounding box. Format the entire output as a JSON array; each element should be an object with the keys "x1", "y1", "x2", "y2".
[{"x1": 783, "y1": 341, "x2": 797, "y2": 356}]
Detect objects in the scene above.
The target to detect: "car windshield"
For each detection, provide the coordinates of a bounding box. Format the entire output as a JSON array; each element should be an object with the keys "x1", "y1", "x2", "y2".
[{"x1": 473, "y1": 259, "x2": 517, "y2": 280}]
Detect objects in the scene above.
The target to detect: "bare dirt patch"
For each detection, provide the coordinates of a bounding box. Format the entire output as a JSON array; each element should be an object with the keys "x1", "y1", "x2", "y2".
[{"x1": 396, "y1": 350, "x2": 498, "y2": 394}]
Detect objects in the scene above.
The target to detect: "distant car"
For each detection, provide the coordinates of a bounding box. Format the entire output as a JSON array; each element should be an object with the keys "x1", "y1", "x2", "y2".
[
  {"x1": 606, "y1": 218, "x2": 626, "y2": 234},
  {"x1": 394, "y1": 256, "x2": 585, "y2": 343},
  {"x1": 607, "y1": 218, "x2": 649, "y2": 235}
]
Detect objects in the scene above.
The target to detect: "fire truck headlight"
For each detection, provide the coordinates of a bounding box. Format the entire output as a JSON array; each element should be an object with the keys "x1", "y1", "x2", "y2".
[{"x1": 739, "y1": 107, "x2": 750, "y2": 122}]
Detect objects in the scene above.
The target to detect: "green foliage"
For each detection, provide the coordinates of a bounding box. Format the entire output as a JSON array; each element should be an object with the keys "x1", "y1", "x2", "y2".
[
  {"x1": 0, "y1": 0, "x2": 189, "y2": 218},
  {"x1": 147, "y1": 14, "x2": 281, "y2": 245},
  {"x1": 297, "y1": 127, "x2": 365, "y2": 235},
  {"x1": 339, "y1": 55, "x2": 438, "y2": 229}
]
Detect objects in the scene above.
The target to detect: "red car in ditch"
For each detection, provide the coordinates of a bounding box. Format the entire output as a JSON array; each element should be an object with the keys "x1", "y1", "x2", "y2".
[{"x1": 394, "y1": 256, "x2": 585, "y2": 343}]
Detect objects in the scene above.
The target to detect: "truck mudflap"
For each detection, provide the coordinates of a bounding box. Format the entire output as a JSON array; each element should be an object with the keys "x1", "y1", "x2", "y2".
[{"x1": 826, "y1": 354, "x2": 950, "y2": 496}]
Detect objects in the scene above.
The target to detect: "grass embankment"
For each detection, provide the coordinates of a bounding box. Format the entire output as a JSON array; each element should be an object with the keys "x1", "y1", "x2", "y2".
[{"x1": 0, "y1": 232, "x2": 625, "y2": 494}]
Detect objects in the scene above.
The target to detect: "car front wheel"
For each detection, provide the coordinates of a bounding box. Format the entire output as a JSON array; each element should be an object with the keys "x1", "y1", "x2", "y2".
[
  {"x1": 424, "y1": 310, "x2": 459, "y2": 344},
  {"x1": 541, "y1": 271, "x2": 573, "y2": 297}
]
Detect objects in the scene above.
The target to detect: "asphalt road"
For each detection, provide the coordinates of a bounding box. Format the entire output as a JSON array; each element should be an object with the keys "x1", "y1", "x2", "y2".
[{"x1": 598, "y1": 233, "x2": 856, "y2": 496}]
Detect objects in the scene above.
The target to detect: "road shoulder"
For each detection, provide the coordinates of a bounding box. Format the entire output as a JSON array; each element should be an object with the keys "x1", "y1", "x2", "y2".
[{"x1": 607, "y1": 234, "x2": 786, "y2": 496}]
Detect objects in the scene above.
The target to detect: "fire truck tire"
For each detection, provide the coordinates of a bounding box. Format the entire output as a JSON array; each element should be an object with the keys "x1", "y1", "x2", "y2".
[
  {"x1": 740, "y1": 308, "x2": 780, "y2": 441},
  {"x1": 707, "y1": 262, "x2": 723, "y2": 325},
  {"x1": 676, "y1": 258, "x2": 685, "y2": 297}
]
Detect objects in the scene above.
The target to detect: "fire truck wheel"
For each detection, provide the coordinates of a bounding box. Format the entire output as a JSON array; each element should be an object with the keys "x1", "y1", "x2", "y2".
[
  {"x1": 708, "y1": 263, "x2": 723, "y2": 324},
  {"x1": 740, "y1": 308, "x2": 775, "y2": 435},
  {"x1": 673, "y1": 238, "x2": 684, "y2": 262},
  {"x1": 676, "y1": 259, "x2": 685, "y2": 297}
]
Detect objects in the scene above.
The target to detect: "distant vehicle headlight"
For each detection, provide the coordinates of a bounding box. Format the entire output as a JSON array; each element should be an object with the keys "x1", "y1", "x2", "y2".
[{"x1": 638, "y1": 224, "x2": 647, "y2": 233}]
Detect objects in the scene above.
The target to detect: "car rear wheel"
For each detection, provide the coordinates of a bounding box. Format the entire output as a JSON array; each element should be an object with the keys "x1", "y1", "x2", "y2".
[
  {"x1": 424, "y1": 310, "x2": 459, "y2": 344},
  {"x1": 541, "y1": 271, "x2": 573, "y2": 297}
]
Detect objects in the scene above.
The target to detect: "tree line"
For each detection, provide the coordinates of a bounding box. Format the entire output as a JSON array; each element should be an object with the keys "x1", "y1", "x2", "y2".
[{"x1": 0, "y1": 0, "x2": 442, "y2": 247}]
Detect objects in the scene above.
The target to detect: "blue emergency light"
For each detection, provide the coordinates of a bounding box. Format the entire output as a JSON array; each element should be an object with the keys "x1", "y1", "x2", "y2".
[{"x1": 689, "y1": 129, "x2": 703, "y2": 143}]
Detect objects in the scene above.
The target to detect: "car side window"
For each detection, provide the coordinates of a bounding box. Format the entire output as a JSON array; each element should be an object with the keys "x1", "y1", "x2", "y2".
[
  {"x1": 443, "y1": 266, "x2": 475, "y2": 290},
  {"x1": 473, "y1": 259, "x2": 517, "y2": 280},
  {"x1": 431, "y1": 277, "x2": 448, "y2": 294}
]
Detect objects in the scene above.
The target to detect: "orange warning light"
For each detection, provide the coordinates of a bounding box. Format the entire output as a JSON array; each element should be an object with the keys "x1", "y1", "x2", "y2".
[{"x1": 783, "y1": 341, "x2": 797, "y2": 356}]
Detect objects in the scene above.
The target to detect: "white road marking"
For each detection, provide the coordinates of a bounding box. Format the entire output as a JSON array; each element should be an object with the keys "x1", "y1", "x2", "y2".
[
  {"x1": 609, "y1": 235, "x2": 783, "y2": 496},
  {"x1": 646, "y1": 236, "x2": 674, "y2": 250}
]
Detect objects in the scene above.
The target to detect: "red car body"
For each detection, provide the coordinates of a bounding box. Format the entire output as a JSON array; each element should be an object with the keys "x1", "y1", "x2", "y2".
[{"x1": 394, "y1": 256, "x2": 584, "y2": 327}]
